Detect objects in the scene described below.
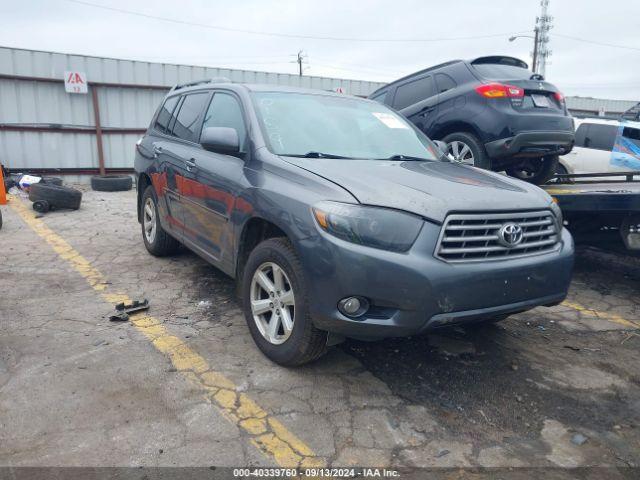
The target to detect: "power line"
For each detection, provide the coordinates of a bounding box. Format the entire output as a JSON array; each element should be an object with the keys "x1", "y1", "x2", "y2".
[
  {"x1": 63, "y1": 0, "x2": 527, "y2": 43},
  {"x1": 551, "y1": 33, "x2": 640, "y2": 52}
]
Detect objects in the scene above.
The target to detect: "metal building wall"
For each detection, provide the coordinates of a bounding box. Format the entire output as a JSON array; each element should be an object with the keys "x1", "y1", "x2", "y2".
[
  {"x1": 566, "y1": 96, "x2": 637, "y2": 118},
  {"x1": 0, "y1": 46, "x2": 385, "y2": 173}
]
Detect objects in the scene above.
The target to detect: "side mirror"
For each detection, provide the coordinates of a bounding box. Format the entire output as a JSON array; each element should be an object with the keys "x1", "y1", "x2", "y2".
[{"x1": 201, "y1": 127, "x2": 240, "y2": 154}]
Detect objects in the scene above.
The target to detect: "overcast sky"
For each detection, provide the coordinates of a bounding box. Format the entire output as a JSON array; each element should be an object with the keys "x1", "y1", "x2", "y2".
[{"x1": 1, "y1": 0, "x2": 639, "y2": 100}]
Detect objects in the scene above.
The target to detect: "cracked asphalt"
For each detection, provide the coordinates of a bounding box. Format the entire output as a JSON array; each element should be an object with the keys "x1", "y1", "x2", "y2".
[{"x1": 1, "y1": 187, "x2": 639, "y2": 470}]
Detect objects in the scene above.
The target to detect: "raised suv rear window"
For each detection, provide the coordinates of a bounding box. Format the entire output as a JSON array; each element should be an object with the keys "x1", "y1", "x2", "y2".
[{"x1": 471, "y1": 64, "x2": 532, "y2": 80}]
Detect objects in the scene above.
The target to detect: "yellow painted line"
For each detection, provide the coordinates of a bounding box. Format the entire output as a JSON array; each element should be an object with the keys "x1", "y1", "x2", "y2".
[
  {"x1": 562, "y1": 301, "x2": 640, "y2": 329},
  {"x1": 9, "y1": 197, "x2": 323, "y2": 468}
]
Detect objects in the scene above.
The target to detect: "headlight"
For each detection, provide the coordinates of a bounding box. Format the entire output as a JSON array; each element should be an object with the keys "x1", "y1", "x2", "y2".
[
  {"x1": 312, "y1": 201, "x2": 423, "y2": 252},
  {"x1": 550, "y1": 200, "x2": 563, "y2": 230}
]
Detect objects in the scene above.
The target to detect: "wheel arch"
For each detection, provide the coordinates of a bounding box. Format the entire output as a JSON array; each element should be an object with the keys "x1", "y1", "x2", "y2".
[
  {"x1": 137, "y1": 173, "x2": 152, "y2": 223},
  {"x1": 430, "y1": 121, "x2": 483, "y2": 142},
  {"x1": 235, "y1": 216, "x2": 291, "y2": 280}
]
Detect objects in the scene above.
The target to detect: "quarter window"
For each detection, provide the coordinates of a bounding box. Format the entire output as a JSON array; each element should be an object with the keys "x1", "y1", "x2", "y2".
[
  {"x1": 201, "y1": 93, "x2": 247, "y2": 151},
  {"x1": 171, "y1": 92, "x2": 210, "y2": 142},
  {"x1": 154, "y1": 95, "x2": 179, "y2": 134},
  {"x1": 370, "y1": 90, "x2": 388, "y2": 105},
  {"x1": 392, "y1": 76, "x2": 436, "y2": 110},
  {"x1": 435, "y1": 73, "x2": 457, "y2": 93}
]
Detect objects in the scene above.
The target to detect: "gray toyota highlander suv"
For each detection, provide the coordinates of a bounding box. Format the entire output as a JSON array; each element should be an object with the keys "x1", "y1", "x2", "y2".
[{"x1": 135, "y1": 81, "x2": 574, "y2": 366}]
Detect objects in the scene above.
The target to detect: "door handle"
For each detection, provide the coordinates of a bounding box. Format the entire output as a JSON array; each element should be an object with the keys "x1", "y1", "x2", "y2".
[
  {"x1": 420, "y1": 107, "x2": 435, "y2": 117},
  {"x1": 185, "y1": 159, "x2": 197, "y2": 172}
]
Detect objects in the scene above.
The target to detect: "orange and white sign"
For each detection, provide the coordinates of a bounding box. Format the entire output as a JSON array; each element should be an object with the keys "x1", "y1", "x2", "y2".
[{"x1": 64, "y1": 71, "x2": 88, "y2": 94}]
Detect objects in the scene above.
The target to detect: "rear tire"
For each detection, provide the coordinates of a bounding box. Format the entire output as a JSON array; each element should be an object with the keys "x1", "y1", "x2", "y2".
[
  {"x1": 442, "y1": 132, "x2": 491, "y2": 170},
  {"x1": 140, "y1": 185, "x2": 179, "y2": 256},
  {"x1": 506, "y1": 155, "x2": 560, "y2": 185},
  {"x1": 91, "y1": 175, "x2": 133, "y2": 192},
  {"x1": 28, "y1": 183, "x2": 82, "y2": 210},
  {"x1": 242, "y1": 238, "x2": 327, "y2": 366}
]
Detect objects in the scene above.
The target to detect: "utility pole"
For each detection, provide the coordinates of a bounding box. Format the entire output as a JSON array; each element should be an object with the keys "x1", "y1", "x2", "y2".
[
  {"x1": 296, "y1": 50, "x2": 305, "y2": 76},
  {"x1": 535, "y1": 0, "x2": 553, "y2": 77},
  {"x1": 532, "y1": 27, "x2": 539, "y2": 74}
]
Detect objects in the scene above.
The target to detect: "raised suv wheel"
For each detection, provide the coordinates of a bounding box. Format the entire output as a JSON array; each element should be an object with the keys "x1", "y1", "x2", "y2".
[
  {"x1": 141, "y1": 185, "x2": 179, "y2": 256},
  {"x1": 506, "y1": 155, "x2": 560, "y2": 185},
  {"x1": 242, "y1": 238, "x2": 327, "y2": 366},
  {"x1": 442, "y1": 132, "x2": 491, "y2": 170}
]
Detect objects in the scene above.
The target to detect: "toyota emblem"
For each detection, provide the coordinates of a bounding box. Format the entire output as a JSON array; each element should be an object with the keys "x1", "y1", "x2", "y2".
[{"x1": 498, "y1": 223, "x2": 524, "y2": 248}]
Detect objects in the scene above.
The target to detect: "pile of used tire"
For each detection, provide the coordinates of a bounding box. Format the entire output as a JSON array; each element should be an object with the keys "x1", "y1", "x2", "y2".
[
  {"x1": 10, "y1": 173, "x2": 133, "y2": 215},
  {"x1": 28, "y1": 177, "x2": 82, "y2": 213}
]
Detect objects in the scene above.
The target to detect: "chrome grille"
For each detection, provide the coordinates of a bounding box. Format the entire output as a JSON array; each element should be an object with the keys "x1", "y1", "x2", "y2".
[{"x1": 436, "y1": 211, "x2": 560, "y2": 262}]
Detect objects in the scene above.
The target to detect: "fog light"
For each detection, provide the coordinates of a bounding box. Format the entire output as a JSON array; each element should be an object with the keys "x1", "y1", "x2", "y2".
[{"x1": 338, "y1": 296, "x2": 369, "y2": 318}]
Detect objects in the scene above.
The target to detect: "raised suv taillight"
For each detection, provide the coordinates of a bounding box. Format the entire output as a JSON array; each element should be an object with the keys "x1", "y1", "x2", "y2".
[
  {"x1": 475, "y1": 83, "x2": 524, "y2": 99},
  {"x1": 554, "y1": 91, "x2": 565, "y2": 104}
]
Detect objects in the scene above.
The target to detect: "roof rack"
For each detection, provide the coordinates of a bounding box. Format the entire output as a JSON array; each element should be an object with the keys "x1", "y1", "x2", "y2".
[{"x1": 170, "y1": 77, "x2": 232, "y2": 92}]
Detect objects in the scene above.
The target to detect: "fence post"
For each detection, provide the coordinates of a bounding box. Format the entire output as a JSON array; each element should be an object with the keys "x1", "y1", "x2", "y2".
[{"x1": 91, "y1": 84, "x2": 106, "y2": 176}]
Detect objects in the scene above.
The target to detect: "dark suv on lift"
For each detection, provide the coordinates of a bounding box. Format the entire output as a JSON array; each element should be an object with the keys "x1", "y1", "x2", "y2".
[{"x1": 369, "y1": 56, "x2": 575, "y2": 184}]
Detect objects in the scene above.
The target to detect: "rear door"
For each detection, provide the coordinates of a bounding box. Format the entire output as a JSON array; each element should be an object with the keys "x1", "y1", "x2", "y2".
[
  {"x1": 162, "y1": 90, "x2": 213, "y2": 245},
  {"x1": 149, "y1": 94, "x2": 184, "y2": 238},
  {"x1": 182, "y1": 91, "x2": 247, "y2": 269},
  {"x1": 391, "y1": 75, "x2": 439, "y2": 133}
]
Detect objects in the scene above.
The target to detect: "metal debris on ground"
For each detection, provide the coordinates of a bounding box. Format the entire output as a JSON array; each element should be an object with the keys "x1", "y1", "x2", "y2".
[{"x1": 109, "y1": 299, "x2": 149, "y2": 322}]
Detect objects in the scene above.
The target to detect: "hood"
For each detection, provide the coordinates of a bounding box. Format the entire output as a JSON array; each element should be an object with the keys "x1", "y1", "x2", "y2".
[{"x1": 283, "y1": 158, "x2": 552, "y2": 223}]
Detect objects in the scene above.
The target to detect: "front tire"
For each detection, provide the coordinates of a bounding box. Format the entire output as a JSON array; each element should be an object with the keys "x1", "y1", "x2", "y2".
[
  {"x1": 442, "y1": 132, "x2": 492, "y2": 170},
  {"x1": 506, "y1": 155, "x2": 560, "y2": 185},
  {"x1": 141, "y1": 185, "x2": 179, "y2": 256},
  {"x1": 242, "y1": 238, "x2": 327, "y2": 366}
]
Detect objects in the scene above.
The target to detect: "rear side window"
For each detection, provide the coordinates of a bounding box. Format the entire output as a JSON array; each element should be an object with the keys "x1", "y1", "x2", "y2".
[
  {"x1": 622, "y1": 126, "x2": 640, "y2": 148},
  {"x1": 392, "y1": 76, "x2": 436, "y2": 110},
  {"x1": 435, "y1": 73, "x2": 457, "y2": 93},
  {"x1": 155, "y1": 95, "x2": 179, "y2": 134},
  {"x1": 586, "y1": 124, "x2": 618, "y2": 151},
  {"x1": 471, "y1": 64, "x2": 532, "y2": 80},
  {"x1": 201, "y1": 92, "x2": 247, "y2": 151},
  {"x1": 171, "y1": 92, "x2": 210, "y2": 142}
]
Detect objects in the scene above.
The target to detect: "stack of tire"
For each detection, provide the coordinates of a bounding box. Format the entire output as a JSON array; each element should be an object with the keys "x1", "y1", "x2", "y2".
[{"x1": 29, "y1": 177, "x2": 82, "y2": 213}]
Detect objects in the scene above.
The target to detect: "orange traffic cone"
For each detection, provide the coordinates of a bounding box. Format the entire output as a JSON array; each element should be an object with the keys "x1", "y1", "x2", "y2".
[{"x1": 0, "y1": 165, "x2": 7, "y2": 205}]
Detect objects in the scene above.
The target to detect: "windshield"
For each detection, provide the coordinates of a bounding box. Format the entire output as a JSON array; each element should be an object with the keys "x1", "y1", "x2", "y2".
[{"x1": 252, "y1": 92, "x2": 438, "y2": 160}]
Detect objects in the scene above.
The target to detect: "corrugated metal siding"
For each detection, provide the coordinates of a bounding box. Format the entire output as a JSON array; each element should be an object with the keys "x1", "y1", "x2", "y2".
[
  {"x1": 0, "y1": 46, "x2": 385, "y2": 171},
  {"x1": 566, "y1": 96, "x2": 637, "y2": 115}
]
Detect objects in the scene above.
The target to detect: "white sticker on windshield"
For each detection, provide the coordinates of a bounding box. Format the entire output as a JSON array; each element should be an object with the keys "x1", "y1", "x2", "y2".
[{"x1": 372, "y1": 112, "x2": 409, "y2": 129}]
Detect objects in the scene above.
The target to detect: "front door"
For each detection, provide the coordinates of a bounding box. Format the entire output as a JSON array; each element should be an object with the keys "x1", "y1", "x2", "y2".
[{"x1": 182, "y1": 91, "x2": 247, "y2": 271}]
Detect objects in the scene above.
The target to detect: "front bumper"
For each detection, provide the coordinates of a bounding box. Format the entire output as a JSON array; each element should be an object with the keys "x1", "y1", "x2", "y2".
[
  {"x1": 297, "y1": 222, "x2": 574, "y2": 339},
  {"x1": 485, "y1": 131, "x2": 575, "y2": 160}
]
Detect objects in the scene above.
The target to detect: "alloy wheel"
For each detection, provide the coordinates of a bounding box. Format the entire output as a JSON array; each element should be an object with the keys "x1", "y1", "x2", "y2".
[
  {"x1": 250, "y1": 262, "x2": 295, "y2": 345},
  {"x1": 447, "y1": 141, "x2": 475, "y2": 165},
  {"x1": 143, "y1": 197, "x2": 157, "y2": 244}
]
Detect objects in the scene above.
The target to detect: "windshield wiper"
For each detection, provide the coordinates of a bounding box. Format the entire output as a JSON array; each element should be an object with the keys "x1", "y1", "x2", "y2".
[
  {"x1": 283, "y1": 151, "x2": 353, "y2": 159},
  {"x1": 383, "y1": 154, "x2": 431, "y2": 161}
]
